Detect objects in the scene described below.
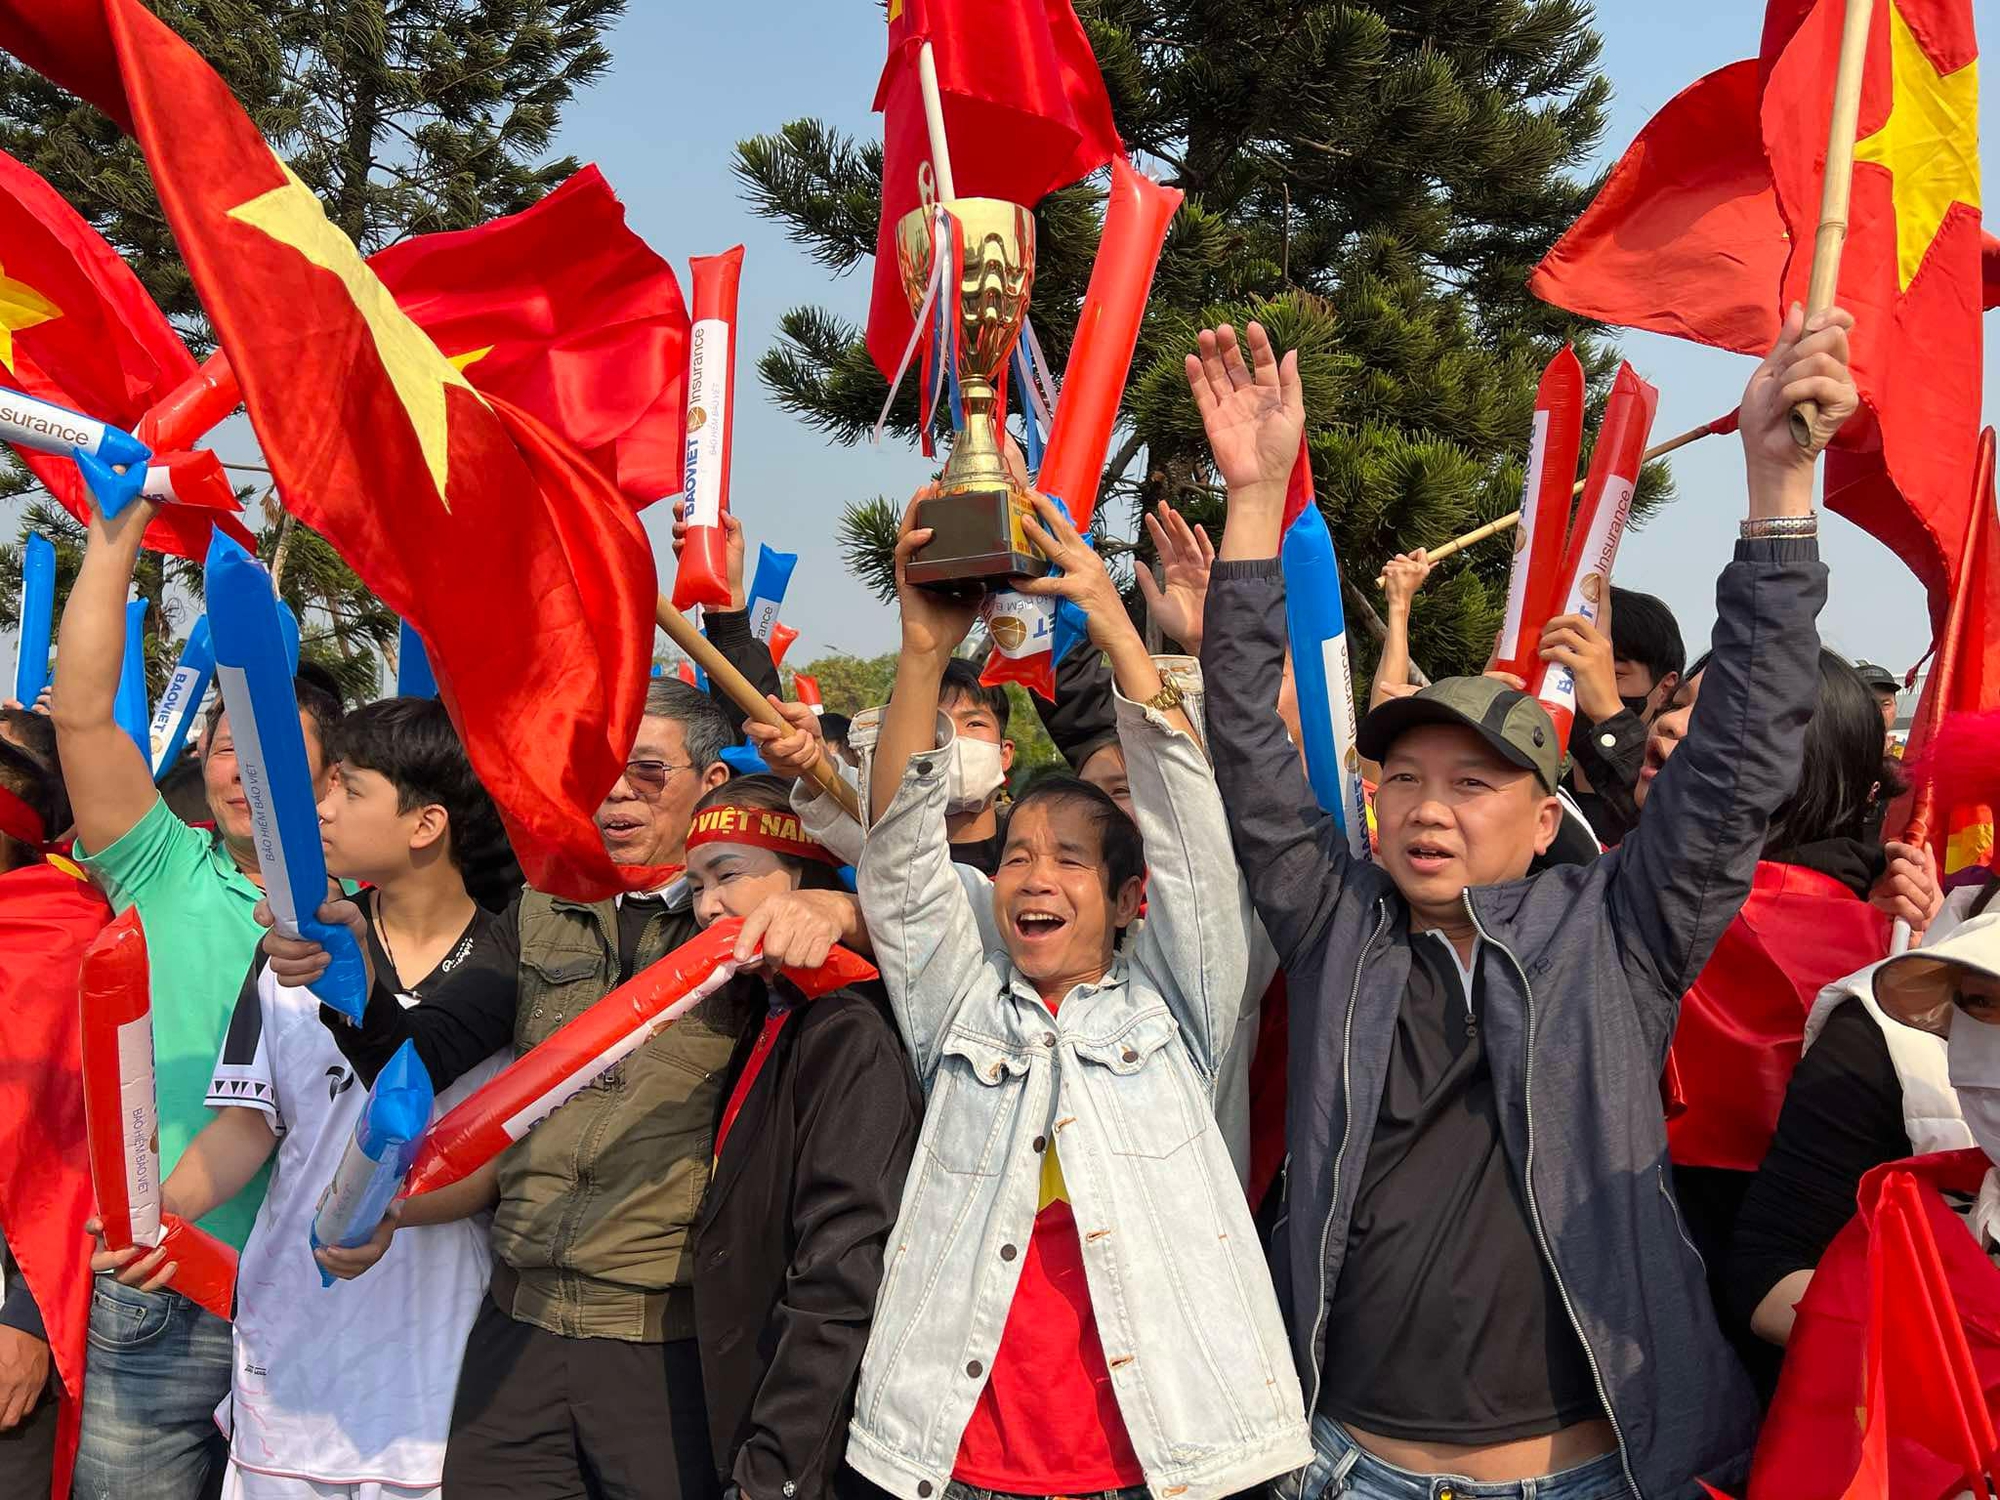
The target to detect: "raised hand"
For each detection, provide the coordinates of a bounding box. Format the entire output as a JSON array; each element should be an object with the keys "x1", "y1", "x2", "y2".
[
  {"x1": 1538, "y1": 613, "x2": 1621, "y2": 724},
  {"x1": 671, "y1": 499, "x2": 748, "y2": 609},
  {"x1": 1015, "y1": 492, "x2": 1128, "y2": 648},
  {"x1": 1184, "y1": 322, "x2": 1304, "y2": 507},
  {"x1": 1133, "y1": 503, "x2": 1215, "y2": 654},
  {"x1": 1380, "y1": 549, "x2": 1433, "y2": 616},
  {"x1": 893, "y1": 487, "x2": 981, "y2": 665},
  {"x1": 1741, "y1": 303, "x2": 1858, "y2": 475}
]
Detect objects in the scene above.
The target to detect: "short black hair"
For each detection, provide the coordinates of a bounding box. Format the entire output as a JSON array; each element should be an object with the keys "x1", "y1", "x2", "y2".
[
  {"x1": 819, "y1": 712, "x2": 852, "y2": 747},
  {"x1": 1608, "y1": 587, "x2": 1685, "y2": 689},
  {"x1": 940, "y1": 657, "x2": 1010, "y2": 730},
  {"x1": 333, "y1": 697, "x2": 519, "y2": 909},
  {"x1": 0, "y1": 707, "x2": 66, "y2": 833},
  {"x1": 0, "y1": 737, "x2": 57, "y2": 871},
  {"x1": 1007, "y1": 774, "x2": 1144, "y2": 896},
  {"x1": 202, "y1": 675, "x2": 344, "y2": 763},
  {"x1": 689, "y1": 773, "x2": 843, "y2": 891}
]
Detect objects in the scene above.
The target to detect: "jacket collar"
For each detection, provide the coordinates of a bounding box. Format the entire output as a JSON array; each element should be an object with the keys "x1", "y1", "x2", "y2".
[{"x1": 1003, "y1": 955, "x2": 1131, "y2": 1019}]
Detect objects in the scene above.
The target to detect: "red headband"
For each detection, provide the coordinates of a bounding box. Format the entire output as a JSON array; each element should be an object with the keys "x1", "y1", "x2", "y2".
[
  {"x1": 685, "y1": 804, "x2": 837, "y2": 865},
  {"x1": 0, "y1": 783, "x2": 48, "y2": 852}
]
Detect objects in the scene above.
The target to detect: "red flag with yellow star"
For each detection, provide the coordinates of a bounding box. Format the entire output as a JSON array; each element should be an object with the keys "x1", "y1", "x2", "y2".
[
  {"x1": 367, "y1": 165, "x2": 691, "y2": 509},
  {"x1": 0, "y1": 0, "x2": 671, "y2": 900},
  {"x1": 1532, "y1": 0, "x2": 1985, "y2": 636},
  {"x1": 0, "y1": 147, "x2": 253, "y2": 557}
]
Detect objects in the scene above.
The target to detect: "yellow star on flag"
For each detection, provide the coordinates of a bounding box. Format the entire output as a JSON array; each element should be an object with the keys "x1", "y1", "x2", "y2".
[
  {"x1": 1853, "y1": 1, "x2": 1981, "y2": 292},
  {"x1": 448, "y1": 345, "x2": 494, "y2": 374},
  {"x1": 0, "y1": 261, "x2": 61, "y2": 372},
  {"x1": 226, "y1": 158, "x2": 476, "y2": 506}
]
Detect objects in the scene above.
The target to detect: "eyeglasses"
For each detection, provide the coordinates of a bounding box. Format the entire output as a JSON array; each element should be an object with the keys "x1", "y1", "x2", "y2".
[{"x1": 621, "y1": 760, "x2": 695, "y2": 796}]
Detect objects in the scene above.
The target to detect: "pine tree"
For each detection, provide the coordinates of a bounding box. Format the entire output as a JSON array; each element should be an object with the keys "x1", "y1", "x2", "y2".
[
  {"x1": 0, "y1": 0, "x2": 623, "y2": 690},
  {"x1": 736, "y1": 0, "x2": 1665, "y2": 683}
]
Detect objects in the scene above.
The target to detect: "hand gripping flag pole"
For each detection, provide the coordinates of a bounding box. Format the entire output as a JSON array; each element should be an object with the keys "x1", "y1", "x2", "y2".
[{"x1": 204, "y1": 532, "x2": 368, "y2": 1020}]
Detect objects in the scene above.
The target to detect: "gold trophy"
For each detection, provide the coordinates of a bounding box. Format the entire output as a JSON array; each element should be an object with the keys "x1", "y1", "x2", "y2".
[{"x1": 896, "y1": 198, "x2": 1043, "y2": 592}]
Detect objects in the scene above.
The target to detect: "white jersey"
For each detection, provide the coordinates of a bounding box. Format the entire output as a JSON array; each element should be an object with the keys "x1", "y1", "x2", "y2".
[{"x1": 208, "y1": 905, "x2": 506, "y2": 1488}]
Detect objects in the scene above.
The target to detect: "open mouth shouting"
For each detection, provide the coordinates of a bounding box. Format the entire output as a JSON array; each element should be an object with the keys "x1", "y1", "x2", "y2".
[
  {"x1": 1012, "y1": 907, "x2": 1071, "y2": 946},
  {"x1": 599, "y1": 813, "x2": 647, "y2": 843}
]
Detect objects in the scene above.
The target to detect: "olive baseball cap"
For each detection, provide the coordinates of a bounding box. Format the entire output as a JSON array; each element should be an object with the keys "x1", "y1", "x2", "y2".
[{"x1": 1357, "y1": 677, "x2": 1563, "y2": 793}]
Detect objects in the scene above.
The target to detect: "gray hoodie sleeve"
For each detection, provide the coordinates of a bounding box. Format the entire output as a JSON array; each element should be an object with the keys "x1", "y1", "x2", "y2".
[
  {"x1": 1607, "y1": 536, "x2": 1828, "y2": 1053},
  {"x1": 1200, "y1": 557, "x2": 1353, "y2": 974}
]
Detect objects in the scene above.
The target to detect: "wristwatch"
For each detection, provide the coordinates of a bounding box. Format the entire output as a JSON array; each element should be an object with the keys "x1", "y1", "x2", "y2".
[{"x1": 1142, "y1": 679, "x2": 1186, "y2": 713}]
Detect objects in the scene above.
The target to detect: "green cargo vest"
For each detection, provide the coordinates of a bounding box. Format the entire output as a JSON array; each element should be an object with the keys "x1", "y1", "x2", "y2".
[{"x1": 490, "y1": 888, "x2": 749, "y2": 1342}]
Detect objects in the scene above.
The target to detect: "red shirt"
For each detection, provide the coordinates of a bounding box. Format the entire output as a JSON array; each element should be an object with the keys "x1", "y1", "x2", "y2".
[{"x1": 952, "y1": 1136, "x2": 1145, "y2": 1492}]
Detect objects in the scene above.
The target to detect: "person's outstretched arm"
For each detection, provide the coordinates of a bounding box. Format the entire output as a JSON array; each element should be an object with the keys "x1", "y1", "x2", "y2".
[
  {"x1": 50, "y1": 495, "x2": 163, "y2": 855},
  {"x1": 1371, "y1": 549, "x2": 1431, "y2": 710},
  {"x1": 1192, "y1": 322, "x2": 1350, "y2": 972},
  {"x1": 857, "y1": 493, "x2": 990, "y2": 1081},
  {"x1": 1608, "y1": 304, "x2": 1854, "y2": 1054}
]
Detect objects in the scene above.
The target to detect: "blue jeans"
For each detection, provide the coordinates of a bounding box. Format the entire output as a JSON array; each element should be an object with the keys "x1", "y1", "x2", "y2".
[
  {"x1": 72, "y1": 1276, "x2": 232, "y2": 1500},
  {"x1": 1303, "y1": 1417, "x2": 1629, "y2": 1500}
]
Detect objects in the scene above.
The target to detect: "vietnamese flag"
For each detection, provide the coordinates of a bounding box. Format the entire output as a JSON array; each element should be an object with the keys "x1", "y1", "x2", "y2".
[
  {"x1": 1530, "y1": 0, "x2": 1987, "y2": 638},
  {"x1": 0, "y1": 147, "x2": 254, "y2": 557},
  {"x1": 1751, "y1": 1152, "x2": 2000, "y2": 1500},
  {"x1": 867, "y1": 0, "x2": 1122, "y2": 381},
  {"x1": 0, "y1": 0, "x2": 671, "y2": 900},
  {"x1": 0, "y1": 860, "x2": 110, "y2": 1500},
  {"x1": 1898, "y1": 428, "x2": 2000, "y2": 882},
  {"x1": 367, "y1": 165, "x2": 691, "y2": 510}
]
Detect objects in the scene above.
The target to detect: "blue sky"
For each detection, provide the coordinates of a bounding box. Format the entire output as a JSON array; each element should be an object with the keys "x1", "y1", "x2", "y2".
[{"x1": 5, "y1": 0, "x2": 1995, "y2": 685}]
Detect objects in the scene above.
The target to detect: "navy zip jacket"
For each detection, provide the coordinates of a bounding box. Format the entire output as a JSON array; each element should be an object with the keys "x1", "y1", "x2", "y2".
[{"x1": 1202, "y1": 538, "x2": 1827, "y2": 1500}]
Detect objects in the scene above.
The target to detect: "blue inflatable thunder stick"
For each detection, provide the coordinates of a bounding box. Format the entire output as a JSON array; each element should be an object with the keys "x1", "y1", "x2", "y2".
[
  {"x1": 396, "y1": 619, "x2": 438, "y2": 699},
  {"x1": 308, "y1": 1040, "x2": 433, "y2": 1285},
  {"x1": 113, "y1": 598, "x2": 149, "y2": 760},
  {"x1": 1281, "y1": 502, "x2": 1370, "y2": 861},
  {"x1": 204, "y1": 532, "x2": 367, "y2": 1019},
  {"x1": 148, "y1": 617, "x2": 214, "y2": 778},
  {"x1": 0, "y1": 384, "x2": 150, "y2": 516},
  {"x1": 12, "y1": 532, "x2": 54, "y2": 706}
]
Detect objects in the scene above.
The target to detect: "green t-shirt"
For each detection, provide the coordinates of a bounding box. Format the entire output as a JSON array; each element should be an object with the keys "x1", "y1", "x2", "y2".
[{"x1": 76, "y1": 797, "x2": 272, "y2": 1251}]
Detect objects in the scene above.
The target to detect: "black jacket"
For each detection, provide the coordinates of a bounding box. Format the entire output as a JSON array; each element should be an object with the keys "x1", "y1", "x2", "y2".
[
  {"x1": 1203, "y1": 539, "x2": 1827, "y2": 1499},
  {"x1": 693, "y1": 983, "x2": 921, "y2": 1500}
]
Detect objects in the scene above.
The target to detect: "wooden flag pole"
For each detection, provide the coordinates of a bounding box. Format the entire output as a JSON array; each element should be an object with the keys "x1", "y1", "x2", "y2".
[
  {"x1": 1373, "y1": 418, "x2": 1723, "y2": 587},
  {"x1": 916, "y1": 41, "x2": 958, "y2": 201},
  {"x1": 655, "y1": 595, "x2": 863, "y2": 823},
  {"x1": 1790, "y1": 0, "x2": 1876, "y2": 449}
]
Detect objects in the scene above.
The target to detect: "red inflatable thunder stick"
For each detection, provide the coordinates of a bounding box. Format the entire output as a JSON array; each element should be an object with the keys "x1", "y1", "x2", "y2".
[
  {"x1": 401, "y1": 919, "x2": 874, "y2": 1198},
  {"x1": 768, "y1": 622, "x2": 799, "y2": 668},
  {"x1": 77, "y1": 909, "x2": 238, "y2": 1321},
  {"x1": 672, "y1": 247, "x2": 744, "y2": 611},
  {"x1": 1532, "y1": 363, "x2": 1659, "y2": 750},
  {"x1": 1489, "y1": 346, "x2": 1586, "y2": 684},
  {"x1": 793, "y1": 673, "x2": 823, "y2": 715},
  {"x1": 1033, "y1": 159, "x2": 1183, "y2": 534}
]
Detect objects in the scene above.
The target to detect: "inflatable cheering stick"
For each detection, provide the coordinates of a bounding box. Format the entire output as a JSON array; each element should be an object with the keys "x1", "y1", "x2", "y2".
[
  {"x1": 115, "y1": 598, "x2": 150, "y2": 761},
  {"x1": 205, "y1": 532, "x2": 368, "y2": 1020},
  {"x1": 309, "y1": 1040, "x2": 433, "y2": 1284},
  {"x1": 12, "y1": 532, "x2": 54, "y2": 706},
  {"x1": 79, "y1": 909, "x2": 239, "y2": 1321},
  {"x1": 1533, "y1": 364, "x2": 1659, "y2": 751},
  {"x1": 396, "y1": 619, "x2": 438, "y2": 698},
  {"x1": 672, "y1": 247, "x2": 744, "y2": 610},
  {"x1": 1281, "y1": 437, "x2": 1369, "y2": 860},
  {"x1": 150, "y1": 616, "x2": 215, "y2": 778},
  {"x1": 745, "y1": 545, "x2": 797, "y2": 646},
  {"x1": 0, "y1": 385, "x2": 151, "y2": 516},
  {"x1": 1490, "y1": 347, "x2": 1586, "y2": 684},
  {"x1": 402, "y1": 920, "x2": 875, "y2": 1198}
]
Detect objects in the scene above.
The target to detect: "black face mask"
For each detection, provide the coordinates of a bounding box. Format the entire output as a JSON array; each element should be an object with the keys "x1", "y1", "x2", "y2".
[{"x1": 1620, "y1": 693, "x2": 1655, "y2": 721}]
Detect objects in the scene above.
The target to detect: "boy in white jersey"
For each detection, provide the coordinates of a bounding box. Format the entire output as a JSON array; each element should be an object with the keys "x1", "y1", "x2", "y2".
[{"x1": 101, "y1": 697, "x2": 514, "y2": 1499}]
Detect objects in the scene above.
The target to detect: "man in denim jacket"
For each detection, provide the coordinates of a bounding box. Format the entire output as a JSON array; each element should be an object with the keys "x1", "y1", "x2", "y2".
[
  {"x1": 1192, "y1": 306, "x2": 1857, "y2": 1500},
  {"x1": 850, "y1": 491, "x2": 1310, "y2": 1500}
]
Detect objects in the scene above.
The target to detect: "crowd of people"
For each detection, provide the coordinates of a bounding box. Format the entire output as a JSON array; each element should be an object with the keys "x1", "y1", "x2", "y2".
[{"x1": 2, "y1": 303, "x2": 1997, "y2": 1500}]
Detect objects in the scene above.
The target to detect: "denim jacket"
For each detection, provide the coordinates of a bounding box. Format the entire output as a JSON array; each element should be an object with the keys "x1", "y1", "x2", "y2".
[{"x1": 849, "y1": 689, "x2": 1309, "y2": 1500}]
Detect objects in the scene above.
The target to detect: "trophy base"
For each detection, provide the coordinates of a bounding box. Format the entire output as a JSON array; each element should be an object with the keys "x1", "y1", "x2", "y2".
[{"x1": 905, "y1": 489, "x2": 1048, "y2": 595}]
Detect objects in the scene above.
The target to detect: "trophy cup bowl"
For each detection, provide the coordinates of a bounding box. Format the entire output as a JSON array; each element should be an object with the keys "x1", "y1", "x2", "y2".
[{"x1": 895, "y1": 198, "x2": 1043, "y2": 594}]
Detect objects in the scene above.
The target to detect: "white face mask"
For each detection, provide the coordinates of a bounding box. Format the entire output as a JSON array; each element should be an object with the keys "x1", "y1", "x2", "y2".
[
  {"x1": 1949, "y1": 1008, "x2": 2000, "y2": 1172},
  {"x1": 945, "y1": 735, "x2": 1006, "y2": 814}
]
